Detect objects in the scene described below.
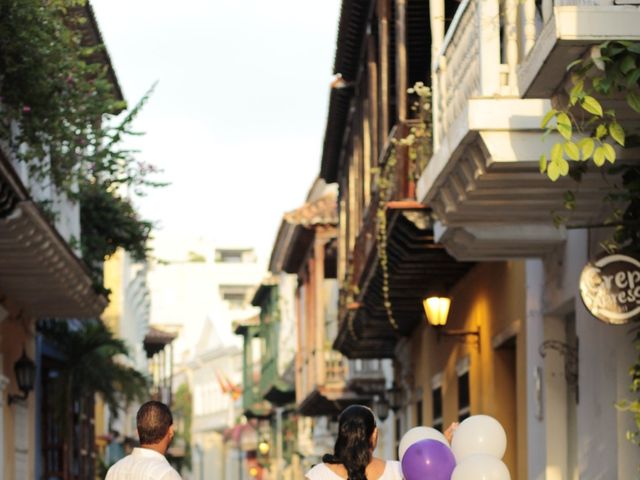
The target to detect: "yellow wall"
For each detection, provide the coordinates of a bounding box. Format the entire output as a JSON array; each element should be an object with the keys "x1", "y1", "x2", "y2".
[
  {"x1": 102, "y1": 248, "x2": 124, "y2": 334},
  {"x1": 410, "y1": 261, "x2": 526, "y2": 480}
]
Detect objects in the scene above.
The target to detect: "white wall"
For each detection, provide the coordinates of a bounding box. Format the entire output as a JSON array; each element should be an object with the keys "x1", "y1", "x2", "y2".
[
  {"x1": 147, "y1": 238, "x2": 264, "y2": 363},
  {"x1": 526, "y1": 230, "x2": 637, "y2": 478}
]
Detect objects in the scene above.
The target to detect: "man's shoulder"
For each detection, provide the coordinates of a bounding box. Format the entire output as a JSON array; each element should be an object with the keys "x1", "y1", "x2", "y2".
[{"x1": 105, "y1": 451, "x2": 181, "y2": 480}]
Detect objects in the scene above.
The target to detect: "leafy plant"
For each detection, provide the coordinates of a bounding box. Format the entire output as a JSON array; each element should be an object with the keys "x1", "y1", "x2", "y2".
[
  {"x1": 371, "y1": 82, "x2": 433, "y2": 332},
  {"x1": 539, "y1": 41, "x2": 640, "y2": 181},
  {"x1": 172, "y1": 383, "x2": 193, "y2": 470}
]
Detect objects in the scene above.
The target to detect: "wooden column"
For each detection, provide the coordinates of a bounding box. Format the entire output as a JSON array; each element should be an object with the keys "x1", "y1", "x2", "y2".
[
  {"x1": 430, "y1": 0, "x2": 445, "y2": 61},
  {"x1": 396, "y1": 0, "x2": 408, "y2": 122},
  {"x1": 314, "y1": 234, "x2": 326, "y2": 386},
  {"x1": 378, "y1": 0, "x2": 390, "y2": 146},
  {"x1": 367, "y1": 34, "x2": 379, "y2": 167}
]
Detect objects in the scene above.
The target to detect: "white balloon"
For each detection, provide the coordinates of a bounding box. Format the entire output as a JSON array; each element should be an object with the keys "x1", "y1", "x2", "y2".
[
  {"x1": 398, "y1": 426, "x2": 449, "y2": 461},
  {"x1": 451, "y1": 415, "x2": 507, "y2": 462},
  {"x1": 451, "y1": 454, "x2": 511, "y2": 480}
]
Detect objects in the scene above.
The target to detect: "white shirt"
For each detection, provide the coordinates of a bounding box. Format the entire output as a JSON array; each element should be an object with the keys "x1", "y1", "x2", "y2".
[
  {"x1": 305, "y1": 461, "x2": 403, "y2": 480},
  {"x1": 105, "y1": 447, "x2": 182, "y2": 480}
]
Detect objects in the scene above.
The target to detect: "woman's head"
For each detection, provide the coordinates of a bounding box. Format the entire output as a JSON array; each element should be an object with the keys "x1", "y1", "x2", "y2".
[{"x1": 323, "y1": 405, "x2": 377, "y2": 480}]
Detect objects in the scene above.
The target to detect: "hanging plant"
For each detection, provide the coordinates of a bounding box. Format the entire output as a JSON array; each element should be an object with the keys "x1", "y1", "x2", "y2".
[
  {"x1": 0, "y1": 0, "x2": 164, "y2": 288},
  {"x1": 372, "y1": 82, "x2": 433, "y2": 332}
]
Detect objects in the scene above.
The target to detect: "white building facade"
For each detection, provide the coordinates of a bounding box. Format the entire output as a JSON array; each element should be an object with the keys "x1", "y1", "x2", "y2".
[
  {"x1": 147, "y1": 241, "x2": 264, "y2": 480},
  {"x1": 418, "y1": 0, "x2": 640, "y2": 477}
]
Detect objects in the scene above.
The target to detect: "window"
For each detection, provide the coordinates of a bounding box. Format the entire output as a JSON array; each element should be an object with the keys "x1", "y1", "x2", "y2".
[
  {"x1": 215, "y1": 248, "x2": 255, "y2": 263},
  {"x1": 432, "y1": 385, "x2": 443, "y2": 432},
  {"x1": 416, "y1": 399, "x2": 424, "y2": 427},
  {"x1": 457, "y1": 358, "x2": 471, "y2": 421},
  {"x1": 395, "y1": 416, "x2": 402, "y2": 460},
  {"x1": 219, "y1": 285, "x2": 251, "y2": 309}
]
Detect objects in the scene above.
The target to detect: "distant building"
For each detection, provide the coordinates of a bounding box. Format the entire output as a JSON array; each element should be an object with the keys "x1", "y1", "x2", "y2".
[{"x1": 147, "y1": 241, "x2": 263, "y2": 479}]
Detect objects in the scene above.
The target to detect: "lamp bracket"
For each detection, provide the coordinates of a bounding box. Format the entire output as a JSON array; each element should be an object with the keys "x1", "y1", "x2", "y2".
[
  {"x1": 436, "y1": 327, "x2": 480, "y2": 345},
  {"x1": 8, "y1": 391, "x2": 28, "y2": 405}
]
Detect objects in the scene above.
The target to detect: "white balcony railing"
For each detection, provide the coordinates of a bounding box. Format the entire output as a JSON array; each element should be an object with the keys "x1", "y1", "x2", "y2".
[
  {"x1": 432, "y1": 0, "x2": 481, "y2": 151},
  {"x1": 431, "y1": 0, "x2": 637, "y2": 151}
]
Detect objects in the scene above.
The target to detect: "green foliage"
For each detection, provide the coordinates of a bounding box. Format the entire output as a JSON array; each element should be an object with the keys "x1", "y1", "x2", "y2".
[
  {"x1": 616, "y1": 326, "x2": 640, "y2": 447},
  {"x1": 38, "y1": 318, "x2": 149, "y2": 422},
  {"x1": 79, "y1": 183, "x2": 153, "y2": 275},
  {"x1": 371, "y1": 82, "x2": 434, "y2": 332},
  {"x1": 0, "y1": 0, "x2": 124, "y2": 188},
  {"x1": 172, "y1": 383, "x2": 193, "y2": 470},
  {"x1": 539, "y1": 41, "x2": 640, "y2": 181},
  {"x1": 0, "y1": 0, "x2": 163, "y2": 282}
]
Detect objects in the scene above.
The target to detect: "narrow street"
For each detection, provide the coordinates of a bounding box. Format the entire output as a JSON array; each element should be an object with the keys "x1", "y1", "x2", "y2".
[{"x1": 0, "y1": 1, "x2": 639, "y2": 479}]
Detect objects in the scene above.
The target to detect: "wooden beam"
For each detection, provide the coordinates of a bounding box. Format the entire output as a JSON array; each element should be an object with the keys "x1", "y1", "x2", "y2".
[{"x1": 378, "y1": 0, "x2": 390, "y2": 147}]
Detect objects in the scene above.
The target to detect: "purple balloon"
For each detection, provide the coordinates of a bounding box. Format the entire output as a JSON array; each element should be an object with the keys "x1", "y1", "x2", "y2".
[{"x1": 401, "y1": 439, "x2": 457, "y2": 480}]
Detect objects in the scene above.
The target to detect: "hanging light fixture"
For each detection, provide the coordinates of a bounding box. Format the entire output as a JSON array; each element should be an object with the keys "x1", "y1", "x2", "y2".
[
  {"x1": 9, "y1": 348, "x2": 36, "y2": 405},
  {"x1": 422, "y1": 294, "x2": 480, "y2": 342},
  {"x1": 373, "y1": 394, "x2": 390, "y2": 422},
  {"x1": 422, "y1": 296, "x2": 451, "y2": 327}
]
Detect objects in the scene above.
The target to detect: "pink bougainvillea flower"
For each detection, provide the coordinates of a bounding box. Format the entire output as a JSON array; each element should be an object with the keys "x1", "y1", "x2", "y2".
[{"x1": 22, "y1": 106, "x2": 31, "y2": 113}]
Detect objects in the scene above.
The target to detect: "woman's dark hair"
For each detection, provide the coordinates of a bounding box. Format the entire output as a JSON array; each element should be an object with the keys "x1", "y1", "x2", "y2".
[{"x1": 323, "y1": 405, "x2": 376, "y2": 480}]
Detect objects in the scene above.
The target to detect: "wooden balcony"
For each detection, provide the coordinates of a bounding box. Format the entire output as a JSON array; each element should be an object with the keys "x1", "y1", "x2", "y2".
[
  {"x1": 243, "y1": 360, "x2": 272, "y2": 419},
  {"x1": 335, "y1": 205, "x2": 473, "y2": 358},
  {"x1": 260, "y1": 356, "x2": 294, "y2": 407},
  {"x1": 346, "y1": 359, "x2": 386, "y2": 395},
  {"x1": 297, "y1": 348, "x2": 371, "y2": 416}
]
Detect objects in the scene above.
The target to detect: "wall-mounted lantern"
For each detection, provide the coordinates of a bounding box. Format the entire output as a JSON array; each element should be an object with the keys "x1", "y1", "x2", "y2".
[
  {"x1": 422, "y1": 294, "x2": 479, "y2": 341},
  {"x1": 8, "y1": 349, "x2": 36, "y2": 405}
]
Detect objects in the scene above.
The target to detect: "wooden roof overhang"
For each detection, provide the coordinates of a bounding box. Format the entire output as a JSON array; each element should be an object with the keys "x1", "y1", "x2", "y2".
[
  {"x1": 322, "y1": 0, "x2": 432, "y2": 184},
  {"x1": 143, "y1": 326, "x2": 177, "y2": 358},
  {"x1": 333, "y1": 0, "x2": 375, "y2": 82},
  {"x1": 72, "y1": 2, "x2": 125, "y2": 105},
  {"x1": 244, "y1": 401, "x2": 273, "y2": 420},
  {"x1": 297, "y1": 385, "x2": 371, "y2": 417},
  {"x1": 0, "y1": 152, "x2": 107, "y2": 319},
  {"x1": 251, "y1": 282, "x2": 276, "y2": 308},
  {"x1": 321, "y1": 0, "x2": 374, "y2": 183},
  {"x1": 264, "y1": 381, "x2": 296, "y2": 407},
  {"x1": 281, "y1": 224, "x2": 316, "y2": 274},
  {"x1": 334, "y1": 203, "x2": 474, "y2": 358}
]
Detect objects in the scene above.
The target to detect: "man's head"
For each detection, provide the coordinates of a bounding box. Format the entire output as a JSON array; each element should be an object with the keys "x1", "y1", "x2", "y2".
[{"x1": 136, "y1": 401, "x2": 174, "y2": 447}]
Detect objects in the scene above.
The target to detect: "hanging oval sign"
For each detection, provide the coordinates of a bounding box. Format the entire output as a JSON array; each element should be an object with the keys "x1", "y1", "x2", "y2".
[{"x1": 579, "y1": 254, "x2": 640, "y2": 325}]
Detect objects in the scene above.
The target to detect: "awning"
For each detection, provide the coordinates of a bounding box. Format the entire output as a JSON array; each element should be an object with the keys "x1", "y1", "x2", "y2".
[
  {"x1": 334, "y1": 205, "x2": 473, "y2": 358},
  {"x1": 297, "y1": 386, "x2": 371, "y2": 417},
  {"x1": 0, "y1": 200, "x2": 107, "y2": 318},
  {"x1": 143, "y1": 326, "x2": 177, "y2": 358}
]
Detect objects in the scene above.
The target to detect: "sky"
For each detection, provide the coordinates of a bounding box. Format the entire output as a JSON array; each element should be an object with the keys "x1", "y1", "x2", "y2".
[{"x1": 91, "y1": 0, "x2": 342, "y2": 261}]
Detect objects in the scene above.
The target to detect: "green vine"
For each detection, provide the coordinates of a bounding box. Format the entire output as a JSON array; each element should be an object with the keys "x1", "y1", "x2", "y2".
[
  {"x1": 372, "y1": 82, "x2": 433, "y2": 331},
  {"x1": 375, "y1": 148, "x2": 399, "y2": 331},
  {"x1": 0, "y1": 0, "x2": 164, "y2": 288},
  {"x1": 405, "y1": 82, "x2": 433, "y2": 181},
  {"x1": 539, "y1": 41, "x2": 640, "y2": 181},
  {"x1": 540, "y1": 40, "x2": 640, "y2": 447}
]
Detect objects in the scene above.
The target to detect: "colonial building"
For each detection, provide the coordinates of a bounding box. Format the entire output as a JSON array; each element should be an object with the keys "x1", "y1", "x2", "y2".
[
  {"x1": 148, "y1": 242, "x2": 262, "y2": 479},
  {"x1": 319, "y1": 0, "x2": 639, "y2": 478},
  {"x1": 269, "y1": 179, "x2": 389, "y2": 467},
  {"x1": 417, "y1": 0, "x2": 640, "y2": 478},
  {"x1": 0, "y1": 3, "x2": 118, "y2": 479}
]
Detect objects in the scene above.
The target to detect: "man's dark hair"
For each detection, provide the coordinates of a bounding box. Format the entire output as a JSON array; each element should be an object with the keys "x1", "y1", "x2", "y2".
[{"x1": 136, "y1": 401, "x2": 173, "y2": 445}]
